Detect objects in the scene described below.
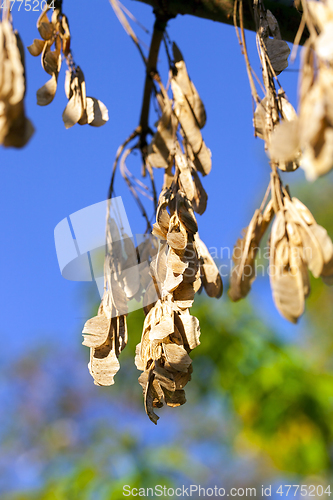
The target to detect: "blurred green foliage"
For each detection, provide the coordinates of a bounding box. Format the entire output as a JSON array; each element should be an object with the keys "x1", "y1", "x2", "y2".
[{"x1": 191, "y1": 300, "x2": 333, "y2": 475}]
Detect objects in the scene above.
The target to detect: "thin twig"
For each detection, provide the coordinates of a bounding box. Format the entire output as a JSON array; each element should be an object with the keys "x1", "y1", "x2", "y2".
[
  {"x1": 257, "y1": 32, "x2": 282, "y2": 88},
  {"x1": 109, "y1": 12, "x2": 170, "y2": 229},
  {"x1": 251, "y1": 67, "x2": 265, "y2": 94},
  {"x1": 122, "y1": 162, "x2": 154, "y2": 200},
  {"x1": 238, "y1": 0, "x2": 260, "y2": 105},
  {"x1": 145, "y1": 160, "x2": 158, "y2": 210},
  {"x1": 120, "y1": 146, "x2": 152, "y2": 232},
  {"x1": 109, "y1": 0, "x2": 147, "y2": 65},
  {"x1": 138, "y1": 14, "x2": 169, "y2": 212},
  {"x1": 108, "y1": 127, "x2": 140, "y2": 199},
  {"x1": 118, "y1": 2, "x2": 149, "y2": 34},
  {"x1": 233, "y1": 0, "x2": 242, "y2": 49},
  {"x1": 139, "y1": 15, "x2": 170, "y2": 144},
  {"x1": 291, "y1": 12, "x2": 306, "y2": 63},
  {"x1": 163, "y1": 33, "x2": 173, "y2": 69},
  {"x1": 259, "y1": 182, "x2": 271, "y2": 213}
]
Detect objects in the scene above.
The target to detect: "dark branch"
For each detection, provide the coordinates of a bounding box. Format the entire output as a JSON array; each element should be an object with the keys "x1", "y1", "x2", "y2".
[
  {"x1": 139, "y1": 15, "x2": 170, "y2": 142},
  {"x1": 131, "y1": 0, "x2": 304, "y2": 44}
]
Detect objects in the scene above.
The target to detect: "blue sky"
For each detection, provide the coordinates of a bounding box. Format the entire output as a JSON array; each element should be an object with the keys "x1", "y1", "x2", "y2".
[{"x1": 0, "y1": 0, "x2": 307, "y2": 356}]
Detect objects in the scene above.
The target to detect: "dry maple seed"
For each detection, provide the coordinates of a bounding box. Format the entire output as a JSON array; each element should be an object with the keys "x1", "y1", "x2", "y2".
[
  {"x1": 0, "y1": 17, "x2": 34, "y2": 147},
  {"x1": 28, "y1": 5, "x2": 109, "y2": 128}
]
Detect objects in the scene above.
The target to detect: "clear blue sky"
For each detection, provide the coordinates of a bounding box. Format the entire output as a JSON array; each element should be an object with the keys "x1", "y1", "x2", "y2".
[{"x1": 0, "y1": 0, "x2": 306, "y2": 356}]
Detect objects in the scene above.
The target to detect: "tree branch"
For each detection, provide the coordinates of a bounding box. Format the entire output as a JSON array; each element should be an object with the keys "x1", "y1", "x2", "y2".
[
  {"x1": 131, "y1": 0, "x2": 304, "y2": 44},
  {"x1": 139, "y1": 15, "x2": 169, "y2": 141}
]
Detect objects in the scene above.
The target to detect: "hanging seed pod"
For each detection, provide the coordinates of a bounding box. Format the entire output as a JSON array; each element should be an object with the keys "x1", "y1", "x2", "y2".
[
  {"x1": 0, "y1": 20, "x2": 34, "y2": 147},
  {"x1": 28, "y1": 5, "x2": 109, "y2": 127},
  {"x1": 229, "y1": 200, "x2": 274, "y2": 301},
  {"x1": 268, "y1": 192, "x2": 333, "y2": 323}
]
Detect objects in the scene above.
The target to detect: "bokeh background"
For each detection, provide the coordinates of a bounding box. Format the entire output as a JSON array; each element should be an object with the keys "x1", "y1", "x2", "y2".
[{"x1": 1, "y1": 1, "x2": 333, "y2": 498}]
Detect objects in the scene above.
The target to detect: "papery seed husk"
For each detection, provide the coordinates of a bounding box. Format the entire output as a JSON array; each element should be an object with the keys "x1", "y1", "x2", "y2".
[
  {"x1": 154, "y1": 365, "x2": 176, "y2": 392},
  {"x1": 192, "y1": 170, "x2": 208, "y2": 215},
  {"x1": 135, "y1": 343, "x2": 144, "y2": 371},
  {"x1": 162, "y1": 343, "x2": 192, "y2": 373},
  {"x1": 307, "y1": 0, "x2": 327, "y2": 31},
  {"x1": 176, "y1": 193, "x2": 198, "y2": 234},
  {"x1": 264, "y1": 38, "x2": 290, "y2": 75},
  {"x1": 229, "y1": 207, "x2": 273, "y2": 301},
  {"x1": 152, "y1": 222, "x2": 167, "y2": 240},
  {"x1": 192, "y1": 142, "x2": 212, "y2": 176},
  {"x1": 42, "y1": 46, "x2": 61, "y2": 76},
  {"x1": 269, "y1": 119, "x2": 300, "y2": 164},
  {"x1": 270, "y1": 268, "x2": 304, "y2": 324},
  {"x1": 149, "y1": 314, "x2": 174, "y2": 341},
  {"x1": 290, "y1": 198, "x2": 315, "y2": 225},
  {"x1": 173, "y1": 281, "x2": 195, "y2": 309},
  {"x1": 139, "y1": 369, "x2": 159, "y2": 424},
  {"x1": 85, "y1": 97, "x2": 109, "y2": 127},
  {"x1": 82, "y1": 314, "x2": 110, "y2": 348},
  {"x1": 37, "y1": 73, "x2": 57, "y2": 106},
  {"x1": 195, "y1": 235, "x2": 222, "y2": 298},
  {"x1": 156, "y1": 202, "x2": 170, "y2": 232},
  {"x1": 148, "y1": 95, "x2": 176, "y2": 169},
  {"x1": 110, "y1": 275, "x2": 128, "y2": 315},
  {"x1": 62, "y1": 89, "x2": 83, "y2": 128},
  {"x1": 171, "y1": 78, "x2": 203, "y2": 154},
  {"x1": 172, "y1": 42, "x2": 206, "y2": 128},
  {"x1": 151, "y1": 242, "x2": 168, "y2": 287},
  {"x1": 179, "y1": 313, "x2": 201, "y2": 350},
  {"x1": 179, "y1": 166, "x2": 195, "y2": 201},
  {"x1": 316, "y1": 22, "x2": 333, "y2": 62},
  {"x1": 27, "y1": 38, "x2": 45, "y2": 57},
  {"x1": 167, "y1": 214, "x2": 188, "y2": 250},
  {"x1": 163, "y1": 266, "x2": 183, "y2": 293},
  {"x1": 167, "y1": 248, "x2": 188, "y2": 275},
  {"x1": 2, "y1": 112, "x2": 34, "y2": 148},
  {"x1": 61, "y1": 15, "x2": 71, "y2": 56},
  {"x1": 89, "y1": 345, "x2": 120, "y2": 386},
  {"x1": 164, "y1": 388, "x2": 186, "y2": 407},
  {"x1": 115, "y1": 314, "x2": 128, "y2": 354},
  {"x1": 173, "y1": 366, "x2": 192, "y2": 390},
  {"x1": 38, "y1": 21, "x2": 54, "y2": 41}
]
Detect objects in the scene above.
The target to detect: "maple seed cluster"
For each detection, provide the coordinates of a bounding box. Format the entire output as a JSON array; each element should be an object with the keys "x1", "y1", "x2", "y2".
[
  {"x1": 28, "y1": 6, "x2": 109, "y2": 128},
  {"x1": 230, "y1": 3, "x2": 333, "y2": 323},
  {"x1": 82, "y1": 42, "x2": 222, "y2": 423},
  {"x1": 229, "y1": 174, "x2": 333, "y2": 323},
  {"x1": 82, "y1": 220, "x2": 142, "y2": 388},
  {"x1": 0, "y1": 17, "x2": 34, "y2": 147},
  {"x1": 270, "y1": 0, "x2": 333, "y2": 180},
  {"x1": 2, "y1": 0, "x2": 333, "y2": 422},
  {"x1": 269, "y1": 191, "x2": 333, "y2": 323},
  {"x1": 132, "y1": 44, "x2": 223, "y2": 423}
]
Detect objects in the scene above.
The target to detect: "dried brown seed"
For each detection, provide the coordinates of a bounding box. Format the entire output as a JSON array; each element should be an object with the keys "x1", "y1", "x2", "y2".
[
  {"x1": 229, "y1": 202, "x2": 273, "y2": 301},
  {"x1": 179, "y1": 313, "x2": 201, "y2": 350},
  {"x1": 172, "y1": 42, "x2": 206, "y2": 128},
  {"x1": 167, "y1": 213, "x2": 188, "y2": 250},
  {"x1": 162, "y1": 343, "x2": 192, "y2": 373},
  {"x1": 195, "y1": 235, "x2": 222, "y2": 298},
  {"x1": 27, "y1": 39, "x2": 45, "y2": 57},
  {"x1": 82, "y1": 314, "x2": 110, "y2": 348}
]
